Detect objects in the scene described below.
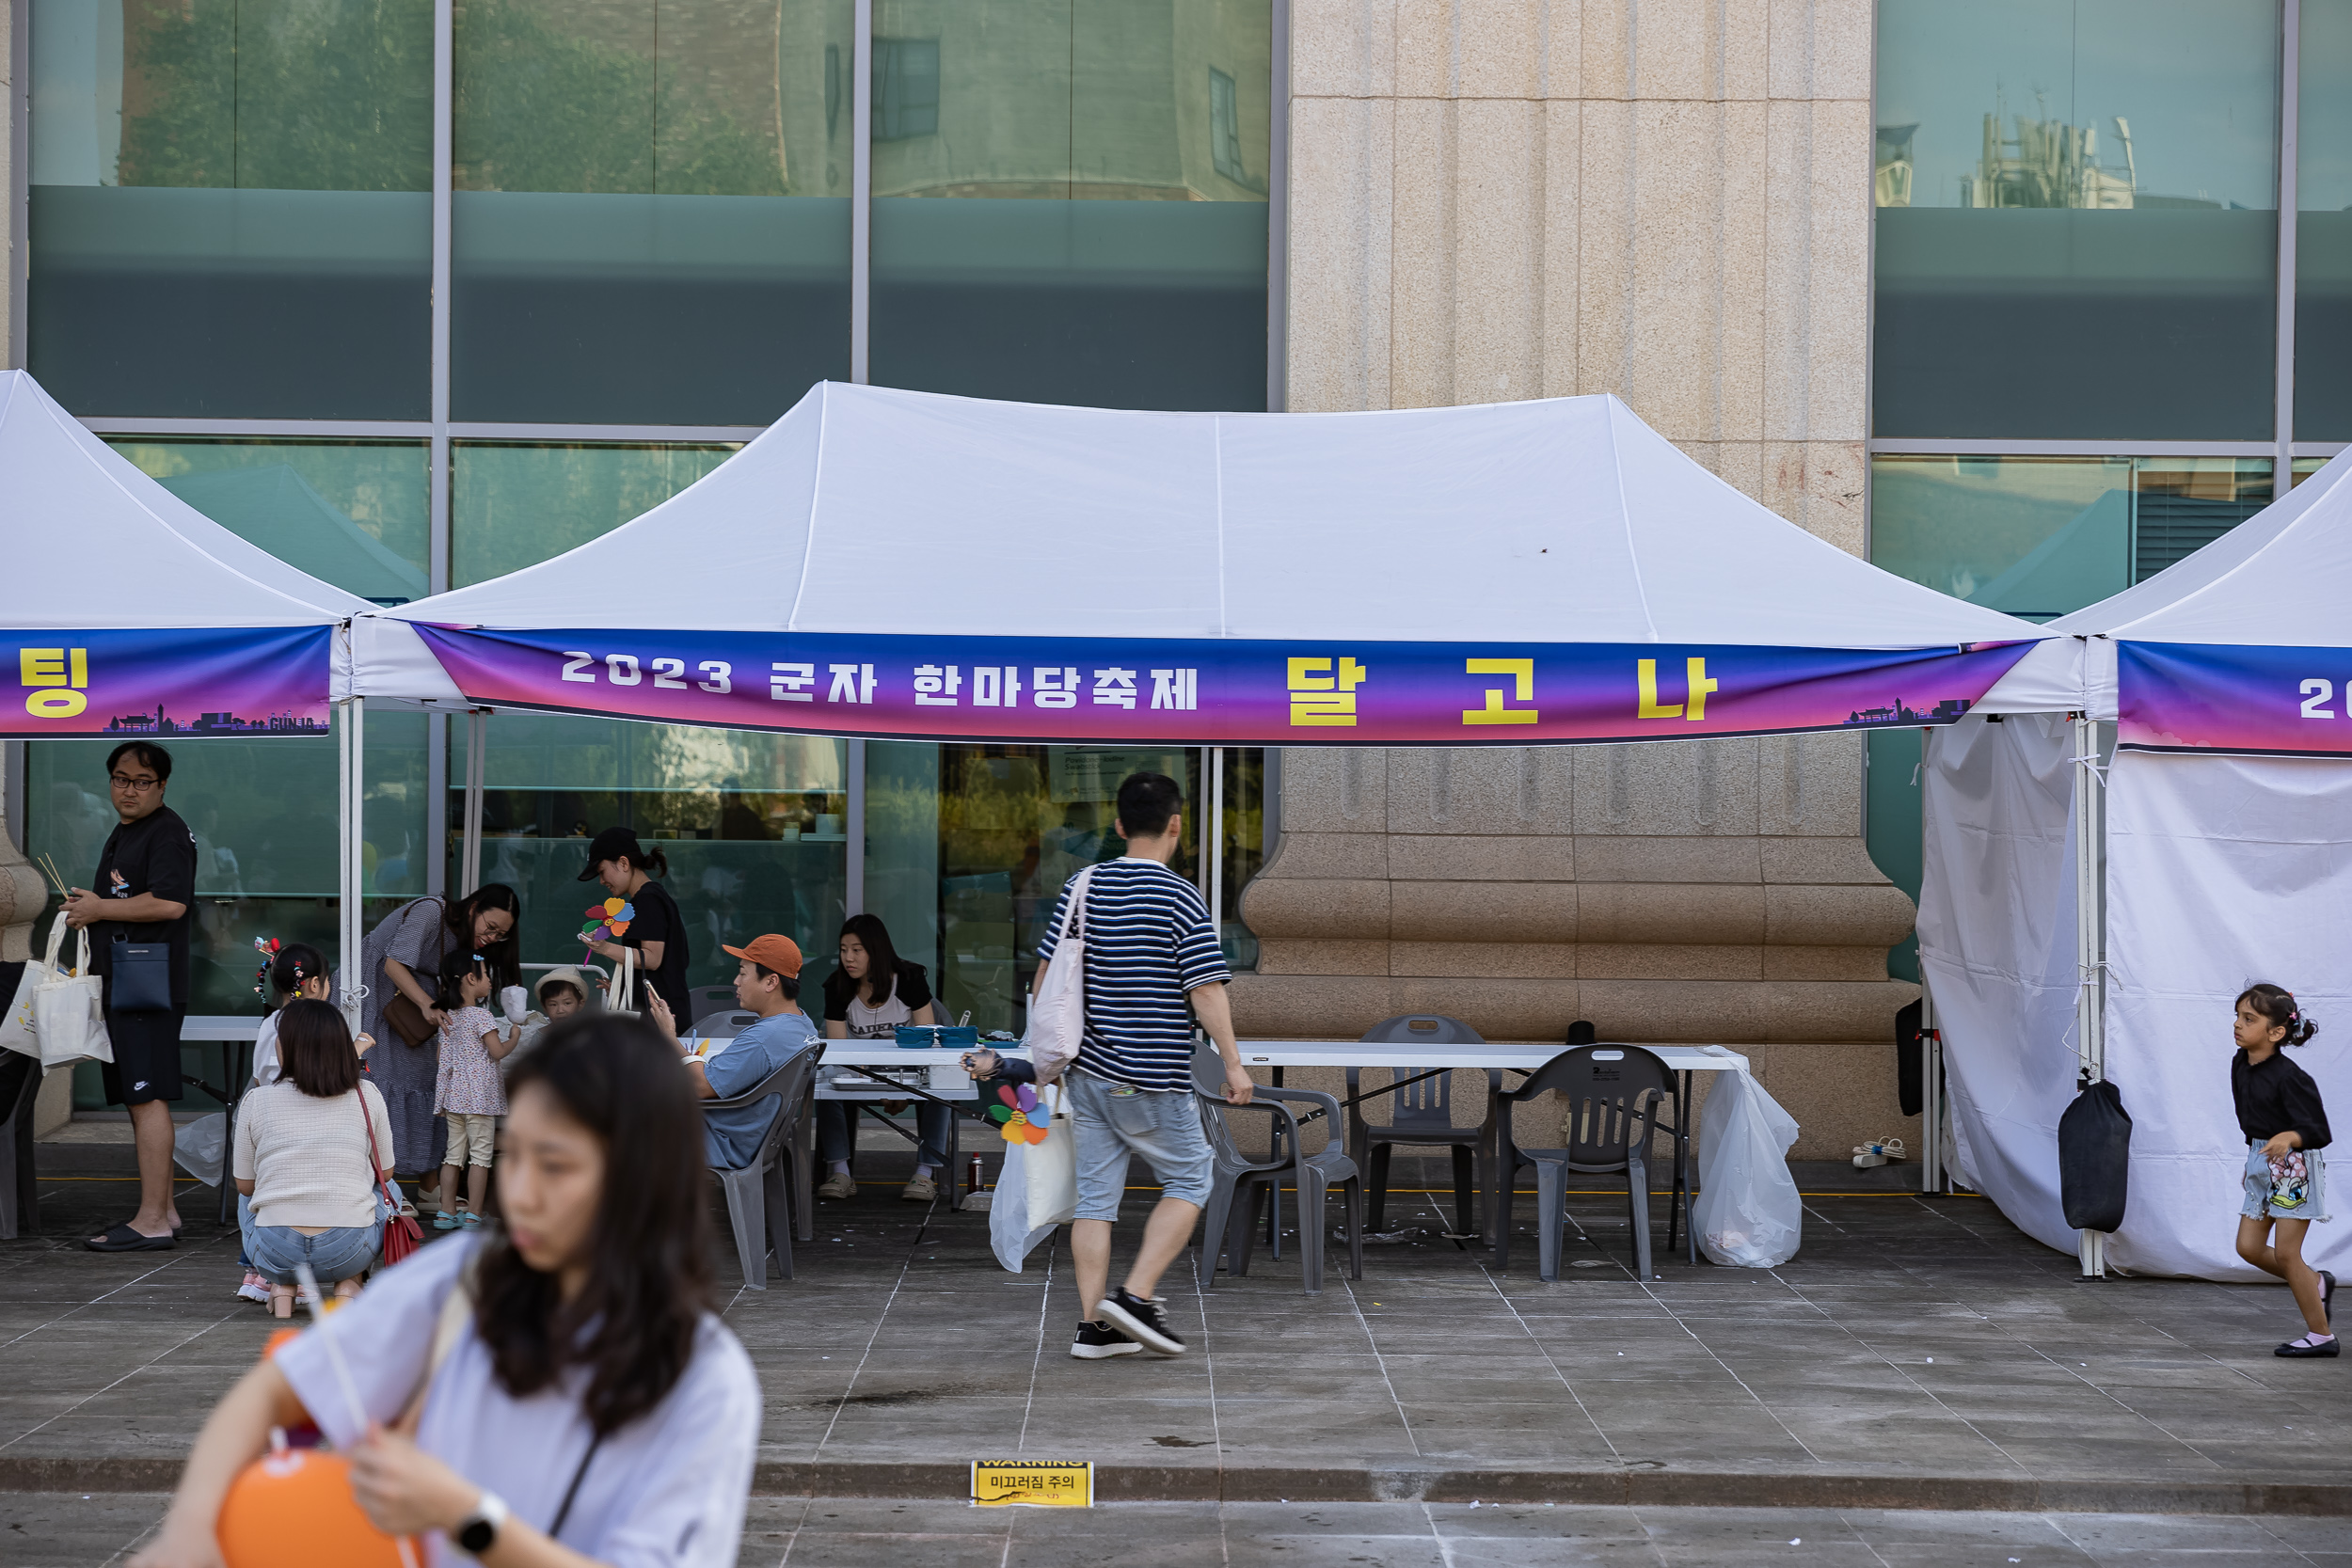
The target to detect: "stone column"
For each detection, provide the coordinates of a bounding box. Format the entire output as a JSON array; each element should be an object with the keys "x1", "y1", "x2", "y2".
[{"x1": 1250, "y1": 0, "x2": 1910, "y2": 1157}]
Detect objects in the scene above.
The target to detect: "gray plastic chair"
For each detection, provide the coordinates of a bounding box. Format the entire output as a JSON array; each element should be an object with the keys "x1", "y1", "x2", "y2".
[
  {"x1": 703, "y1": 1044, "x2": 819, "y2": 1289},
  {"x1": 1194, "y1": 1049, "x2": 1364, "y2": 1294},
  {"x1": 686, "y1": 985, "x2": 743, "y2": 1024},
  {"x1": 693, "y1": 1009, "x2": 756, "y2": 1043},
  {"x1": 1495, "y1": 1044, "x2": 1674, "y2": 1282},
  {"x1": 1345, "y1": 1015, "x2": 1497, "y2": 1238}
]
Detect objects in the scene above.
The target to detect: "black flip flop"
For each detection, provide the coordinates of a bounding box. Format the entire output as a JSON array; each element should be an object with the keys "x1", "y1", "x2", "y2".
[{"x1": 85, "y1": 1224, "x2": 174, "y2": 1253}]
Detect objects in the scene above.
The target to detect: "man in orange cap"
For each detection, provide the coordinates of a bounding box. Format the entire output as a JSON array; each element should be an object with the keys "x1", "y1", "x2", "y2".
[{"x1": 645, "y1": 933, "x2": 818, "y2": 1172}]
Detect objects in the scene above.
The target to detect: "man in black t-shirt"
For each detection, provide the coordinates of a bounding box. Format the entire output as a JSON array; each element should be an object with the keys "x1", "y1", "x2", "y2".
[{"x1": 63, "y1": 741, "x2": 197, "y2": 1252}]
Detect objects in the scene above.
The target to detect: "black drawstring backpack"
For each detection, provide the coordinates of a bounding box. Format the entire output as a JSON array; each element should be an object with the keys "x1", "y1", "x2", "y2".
[{"x1": 2058, "y1": 1077, "x2": 2132, "y2": 1233}]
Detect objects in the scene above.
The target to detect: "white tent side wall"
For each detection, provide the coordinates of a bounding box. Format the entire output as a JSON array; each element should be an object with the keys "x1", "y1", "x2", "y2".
[
  {"x1": 2102, "y1": 750, "x2": 2352, "y2": 1279},
  {"x1": 1917, "y1": 714, "x2": 2084, "y2": 1252}
]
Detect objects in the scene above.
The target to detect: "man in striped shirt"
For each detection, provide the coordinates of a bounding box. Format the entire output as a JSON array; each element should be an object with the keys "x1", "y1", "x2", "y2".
[{"x1": 1032, "y1": 772, "x2": 1254, "y2": 1359}]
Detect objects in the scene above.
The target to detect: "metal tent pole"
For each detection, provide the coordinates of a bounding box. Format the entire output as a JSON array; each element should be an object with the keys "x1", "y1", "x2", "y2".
[
  {"x1": 1919, "y1": 971, "x2": 1941, "y2": 1195},
  {"x1": 461, "y1": 709, "x2": 487, "y2": 895},
  {"x1": 2074, "y1": 712, "x2": 2108, "y2": 1279},
  {"x1": 338, "y1": 697, "x2": 367, "y2": 1036},
  {"x1": 1209, "y1": 748, "x2": 1225, "y2": 945}
]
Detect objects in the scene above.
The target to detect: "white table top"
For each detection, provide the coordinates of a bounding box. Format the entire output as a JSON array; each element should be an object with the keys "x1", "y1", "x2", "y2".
[
  {"x1": 183, "y1": 1016, "x2": 262, "y2": 1042},
  {"x1": 799, "y1": 1038, "x2": 1749, "y2": 1074}
]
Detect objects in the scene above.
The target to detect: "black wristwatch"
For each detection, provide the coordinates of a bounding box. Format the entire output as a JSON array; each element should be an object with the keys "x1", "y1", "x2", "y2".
[{"x1": 454, "y1": 1490, "x2": 509, "y2": 1557}]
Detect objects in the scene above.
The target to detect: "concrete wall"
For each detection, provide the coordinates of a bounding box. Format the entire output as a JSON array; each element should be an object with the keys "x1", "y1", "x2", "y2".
[{"x1": 1242, "y1": 0, "x2": 1910, "y2": 1158}]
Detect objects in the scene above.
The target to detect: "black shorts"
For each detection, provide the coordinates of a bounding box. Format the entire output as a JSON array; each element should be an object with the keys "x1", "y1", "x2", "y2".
[{"x1": 102, "y1": 1008, "x2": 186, "y2": 1106}]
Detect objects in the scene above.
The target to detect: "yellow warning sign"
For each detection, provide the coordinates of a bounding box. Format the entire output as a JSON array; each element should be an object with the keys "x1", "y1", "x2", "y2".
[{"x1": 970, "y1": 1459, "x2": 1093, "y2": 1507}]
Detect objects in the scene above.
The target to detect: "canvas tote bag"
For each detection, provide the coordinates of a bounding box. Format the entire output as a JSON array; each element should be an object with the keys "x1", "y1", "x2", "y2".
[
  {"x1": 603, "y1": 946, "x2": 642, "y2": 1020},
  {"x1": 1023, "y1": 865, "x2": 1095, "y2": 1083},
  {"x1": 30, "y1": 914, "x2": 111, "y2": 1070}
]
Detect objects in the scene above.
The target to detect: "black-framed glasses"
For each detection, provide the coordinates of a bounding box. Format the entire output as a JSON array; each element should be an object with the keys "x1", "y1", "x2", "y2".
[{"x1": 108, "y1": 773, "x2": 162, "y2": 790}]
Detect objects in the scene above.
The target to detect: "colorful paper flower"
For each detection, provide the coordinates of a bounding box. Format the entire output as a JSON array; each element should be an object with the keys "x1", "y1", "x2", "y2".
[
  {"x1": 578, "y1": 899, "x2": 636, "y2": 944},
  {"x1": 996, "y1": 1110, "x2": 1050, "y2": 1146}
]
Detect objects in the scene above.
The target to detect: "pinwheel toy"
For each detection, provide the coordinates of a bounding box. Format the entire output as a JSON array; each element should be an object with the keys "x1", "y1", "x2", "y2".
[
  {"x1": 985, "y1": 1082, "x2": 1051, "y2": 1146},
  {"x1": 578, "y1": 897, "x2": 635, "y2": 944}
]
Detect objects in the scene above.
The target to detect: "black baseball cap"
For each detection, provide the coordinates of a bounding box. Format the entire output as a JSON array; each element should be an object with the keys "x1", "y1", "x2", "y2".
[{"x1": 578, "y1": 826, "x2": 648, "y2": 881}]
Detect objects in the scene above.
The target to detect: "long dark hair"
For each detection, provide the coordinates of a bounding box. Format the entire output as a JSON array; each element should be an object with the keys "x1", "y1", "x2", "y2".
[
  {"x1": 836, "y1": 913, "x2": 906, "y2": 1006},
  {"x1": 442, "y1": 884, "x2": 521, "y2": 986},
  {"x1": 434, "y1": 949, "x2": 492, "y2": 1013},
  {"x1": 2240, "y1": 983, "x2": 2320, "y2": 1048},
  {"x1": 277, "y1": 1000, "x2": 362, "y2": 1098},
  {"x1": 474, "y1": 1014, "x2": 714, "y2": 1437},
  {"x1": 266, "y1": 942, "x2": 328, "y2": 1010}
]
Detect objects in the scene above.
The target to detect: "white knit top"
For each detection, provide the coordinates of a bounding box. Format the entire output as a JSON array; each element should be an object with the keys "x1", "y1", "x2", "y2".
[{"x1": 233, "y1": 1080, "x2": 393, "y2": 1230}]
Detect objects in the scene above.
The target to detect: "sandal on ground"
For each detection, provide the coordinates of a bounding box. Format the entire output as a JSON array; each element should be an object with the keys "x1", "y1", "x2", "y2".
[
  {"x1": 85, "y1": 1223, "x2": 174, "y2": 1253},
  {"x1": 456, "y1": 1211, "x2": 484, "y2": 1229},
  {"x1": 235, "y1": 1272, "x2": 271, "y2": 1305},
  {"x1": 434, "y1": 1207, "x2": 464, "y2": 1231},
  {"x1": 333, "y1": 1277, "x2": 364, "y2": 1301}
]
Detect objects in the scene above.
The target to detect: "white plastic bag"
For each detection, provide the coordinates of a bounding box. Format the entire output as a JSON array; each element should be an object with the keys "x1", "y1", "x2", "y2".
[
  {"x1": 1692, "y1": 1069, "x2": 1804, "y2": 1268},
  {"x1": 1023, "y1": 867, "x2": 1094, "y2": 1083},
  {"x1": 989, "y1": 1085, "x2": 1076, "y2": 1271},
  {"x1": 172, "y1": 1112, "x2": 228, "y2": 1188}
]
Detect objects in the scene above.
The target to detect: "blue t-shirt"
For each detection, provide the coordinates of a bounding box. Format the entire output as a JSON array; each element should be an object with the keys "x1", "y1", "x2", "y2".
[{"x1": 702, "y1": 1009, "x2": 818, "y2": 1170}]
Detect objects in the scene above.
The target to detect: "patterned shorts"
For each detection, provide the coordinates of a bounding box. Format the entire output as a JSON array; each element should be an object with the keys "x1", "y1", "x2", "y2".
[{"x1": 2243, "y1": 1140, "x2": 2329, "y2": 1223}]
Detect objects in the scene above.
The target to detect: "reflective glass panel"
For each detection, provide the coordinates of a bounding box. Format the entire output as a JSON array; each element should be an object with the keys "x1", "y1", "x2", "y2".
[
  {"x1": 452, "y1": 0, "x2": 854, "y2": 423},
  {"x1": 28, "y1": 0, "x2": 432, "y2": 417},
  {"x1": 105, "y1": 440, "x2": 431, "y2": 606},
  {"x1": 451, "y1": 441, "x2": 737, "y2": 587},
  {"x1": 1873, "y1": 0, "x2": 2279, "y2": 439},
  {"x1": 869, "y1": 0, "x2": 1271, "y2": 410},
  {"x1": 2298, "y1": 0, "x2": 2352, "y2": 438},
  {"x1": 451, "y1": 719, "x2": 850, "y2": 987}
]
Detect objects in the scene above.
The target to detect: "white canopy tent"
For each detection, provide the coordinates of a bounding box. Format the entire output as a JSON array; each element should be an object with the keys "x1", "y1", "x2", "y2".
[
  {"x1": 1920, "y1": 451, "x2": 2352, "y2": 1280},
  {"x1": 342, "y1": 382, "x2": 2052, "y2": 979},
  {"x1": 0, "y1": 370, "x2": 378, "y2": 1029}
]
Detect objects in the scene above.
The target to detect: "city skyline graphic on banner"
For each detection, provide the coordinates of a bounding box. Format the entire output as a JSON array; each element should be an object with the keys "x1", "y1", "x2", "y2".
[{"x1": 4, "y1": 626, "x2": 334, "y2": 741}]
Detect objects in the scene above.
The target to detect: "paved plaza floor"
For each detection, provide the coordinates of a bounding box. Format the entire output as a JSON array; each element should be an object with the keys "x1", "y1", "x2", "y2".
[{"x1": 5, "y1": 1143, "x2": 2349, "y2": 1562}]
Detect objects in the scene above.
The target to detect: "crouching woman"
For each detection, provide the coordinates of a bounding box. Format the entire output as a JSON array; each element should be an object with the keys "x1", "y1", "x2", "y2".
[{"x1": 133, "y1": 1015, "x2": 760, "y2": 1568}]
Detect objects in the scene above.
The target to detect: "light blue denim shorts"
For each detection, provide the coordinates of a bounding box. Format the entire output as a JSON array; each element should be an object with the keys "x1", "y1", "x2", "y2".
[
  {"x1": 2243, "y1": 1139, "x2": 2330, "y2": 1223},
  {"x1": 1066, "y1": 1069, "x2": 1215, "y2": 1221}
]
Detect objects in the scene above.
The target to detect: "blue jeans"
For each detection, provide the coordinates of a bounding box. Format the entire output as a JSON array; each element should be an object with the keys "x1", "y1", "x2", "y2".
[
  {"x1": 818, "y1": 1100, "x2": 954, "y2": 1169},
  {"x1": 243, "y1": 1215, "x2": 381, "y2": 1286}
]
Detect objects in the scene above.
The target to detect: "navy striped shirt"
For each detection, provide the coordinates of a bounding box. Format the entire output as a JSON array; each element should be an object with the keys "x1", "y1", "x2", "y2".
[{"x1": 1035, "y1": 857, "x2": 1231, "y2": 1092}]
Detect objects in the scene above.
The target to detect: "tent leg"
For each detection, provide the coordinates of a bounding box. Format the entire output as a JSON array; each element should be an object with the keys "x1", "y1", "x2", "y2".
[
  {"x1": 1208, "y1": 748, "x2": 1225, "y2": 954},
  {"x1": 461, "y1": 709, "x2": 486, "y2": 895},
  {"x1": 1919, "y1": 974, "x2": 1941, "y2": 1196},
  {"x1": 338, "y1": 697, "x2": 367, "y2": 1037},
  {"x1": 2073, "y1": 711, "x2": 2108, "y2": 1280}
]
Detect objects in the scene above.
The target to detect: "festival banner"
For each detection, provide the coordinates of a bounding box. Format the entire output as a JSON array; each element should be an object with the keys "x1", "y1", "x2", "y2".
[
  {"x1": 2119, "y1": 641, "x2": 2352, "y2": 758},
  {"x1": 412, "y1": 625, "x2": 2035, "y2": 746},
  {"x1": 2, "y1": 626, "x2": 334, "y2": 741}
]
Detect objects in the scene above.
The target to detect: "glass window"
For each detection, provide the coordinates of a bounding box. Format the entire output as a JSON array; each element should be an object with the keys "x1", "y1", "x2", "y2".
[
  {"x1": 1873, "y1": 0, "x2": 2280, "y2": 439},
  {"x1": 2298, "y1": 0, "x2": 2352, "y2": 438},
  {"x1": 870, "y1": 0, "x2": 1271, "y2": 411},
  {"x1": 105, "y1": 440, "x2": 431, "y2": 605},
  {"x1": 28, "y1": 0, "x2": 433, "y2": 417},
  {"x1": 451, "y1": 718, "x2": 849, "y2": 990},
  {"x1": 451, "y1": 441, "x2": 736, "y2": 587},
  {"x1": 452, "y1": 0, "x2": 853, "y2": 423},
  {"x1": 1864, "y1": 453, "x2": 2275, "y2": 978}
]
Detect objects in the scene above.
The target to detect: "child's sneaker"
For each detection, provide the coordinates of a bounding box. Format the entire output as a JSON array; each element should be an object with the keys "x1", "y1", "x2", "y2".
[{"x1": 235, "y1": 1272, "x2": 271, "y2": 1305}]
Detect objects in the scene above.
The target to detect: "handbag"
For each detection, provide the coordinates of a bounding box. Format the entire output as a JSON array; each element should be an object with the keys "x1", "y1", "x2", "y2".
[
  {"x1": 382, "y1": 991, "x2": 436, "y2": 1049},
  {"x1": 363, "y1": 1092, "x2": 422, "y2": 1266},
  {"x1": 1023, "y1": 865, "x2": 1094, "y2": 1084},
  {"x1": 108, "y1": 934, "x2": 174, "y2": 1013},
  {"x1": 28, "y1": 914, "x2": 111, "y2": 1070},
  {"x1": 603, "y1": 945, "x2": 642, "y2": 1021}
]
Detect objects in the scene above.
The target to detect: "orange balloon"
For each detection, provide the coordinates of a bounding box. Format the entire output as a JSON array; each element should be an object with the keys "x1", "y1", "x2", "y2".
[{"x1": 216, "y1": 1445, "x2": 409, "y2": 1568}]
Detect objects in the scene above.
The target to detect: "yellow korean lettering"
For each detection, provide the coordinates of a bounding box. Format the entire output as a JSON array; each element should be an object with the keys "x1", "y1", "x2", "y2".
[
  {"x1": 20, "y1": 649, "x2": 65, "y2": 686},
  {"x1": 1462, "y1": 657, "x2": 1537, "y2": 726},
  {"x1": 22, "y1": 647, "x2": 87, "y2": 718},
  {"x1": 1636, "y1": 659, "x2": 1683, "y2": 719},
  {"x1": 1287, "y1": 657, "x2": 1334, "y2": 691},
  {"x1": 26, "y1": 689, "x2": 87, "y2": 719},
  {"x1": 1683, "y1": 657, "x2": 1717, "y2": 721},
  {"x1": 71, "y1": 648, "x2": 87, "y2": 689},
  {"x1": 1290, "y1": 655, "x2": 1366, "y2": 727}
]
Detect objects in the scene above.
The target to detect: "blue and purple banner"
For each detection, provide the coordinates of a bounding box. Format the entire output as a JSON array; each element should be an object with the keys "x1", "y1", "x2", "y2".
[
  {"x1": 3, "y1": 626, "x2": 334, "y2": 741},
  {"x1": 2120, "y1": 641, "x2": 2352, "y2": 757},
  {"x1": 414, "y1": 625, "x2": 2034, "y2": 746}
]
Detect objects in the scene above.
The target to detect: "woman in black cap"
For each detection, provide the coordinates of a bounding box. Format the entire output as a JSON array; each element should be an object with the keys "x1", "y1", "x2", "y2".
[{"x1": 579, "y1": 827, "x2": 693, "y2": 1023}]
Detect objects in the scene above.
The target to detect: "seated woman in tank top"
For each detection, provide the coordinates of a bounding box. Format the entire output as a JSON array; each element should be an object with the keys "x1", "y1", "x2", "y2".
[{"x1": 816, "y1": 914, "x2": 951, "y2": 1205}]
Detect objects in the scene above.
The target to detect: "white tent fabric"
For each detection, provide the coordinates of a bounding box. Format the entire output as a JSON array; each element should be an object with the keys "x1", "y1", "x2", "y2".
[
  {"x1": 1923, "y1": 453, "x2": 2352, "y2": 1279},
  {"x1": 0, "y1": 370, "x2": 371, "y2": 627},
  {"x1": 353, "y1": 380, "x2": 2035, "y2": 663},
  {"x1": 2104, "y1": 749, "x2": 2352, "y2": 1278},
  {"x1": 1916, "y1": 714, "x2": 2082, "y2": 1248}
]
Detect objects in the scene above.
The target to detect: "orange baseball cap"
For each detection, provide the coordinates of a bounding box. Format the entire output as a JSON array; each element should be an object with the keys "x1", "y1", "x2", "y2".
[{"x1": 722, "y1": 934, "x2": 803, "y2": 977}]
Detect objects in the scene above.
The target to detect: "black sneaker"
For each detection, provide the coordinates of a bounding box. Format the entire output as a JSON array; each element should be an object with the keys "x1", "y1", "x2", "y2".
[
  {"x1": 2276, "y1": 1334, "x2": 2341, "y2": 1358},
  {"x1": 1071, "y1": 1321, "x2": 1142, "y2": 1360},
  {"x1": 1096, "y1": 1288, "x2": 1185, "y2": 1356}
]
